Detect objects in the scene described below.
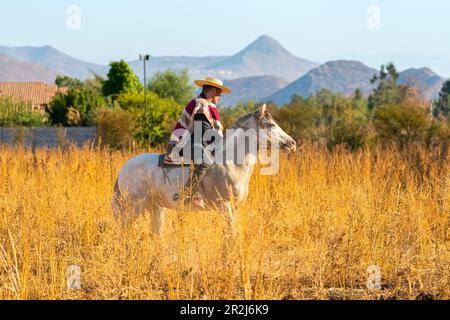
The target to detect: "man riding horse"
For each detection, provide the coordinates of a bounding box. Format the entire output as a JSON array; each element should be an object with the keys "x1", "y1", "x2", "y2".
[{"x1": 166, "y1": 77, "x2": 232, "y2": 210}]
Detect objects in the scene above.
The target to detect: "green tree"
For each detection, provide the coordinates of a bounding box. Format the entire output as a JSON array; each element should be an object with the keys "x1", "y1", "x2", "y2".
[
  {"x1": 47, "y1": 88, "x2": 105, "y2": 126},
  {"x1": 312, "y1": 90, "x2": 369, "y2": 150},
  {"x1": 115, "y1": 92, "x2": 147, "y2": 110},
  {"x1": 129, "y1": 92, "x2": 183, "y2": 146},
  {"x1": 55, "y1": 75, "x2": 83, "y2": 89},
  {"x1": 434, "y1": 78, "x2": 450, "y2": 119},
  {"x1": 83, "y1": 72, "x2": 105, "y2": 96},
  {"x1": 102, "y1": 60, "x2": 143, "y2": 97},
  {"x1": 373, "y1": 103, "x2": 431, "y2": 148},
  {"x1": 274, "y1": 95, "x2": 319, "y2": 142},
  {"x1": 368, "y1": 63, "x2": 401, "y2": 110},
  {"x1": 148, "y1": 69, "x2": 195, "y2": 105},
  {"x1": 351, "y1": 88, "x2": 369, "y2": 122},
  {"x1": 55, "y1": 74, "x2": 105, "y2": 95},
  {"x1": 134, "y1": 109, "x2": 167, "y2": 146}
]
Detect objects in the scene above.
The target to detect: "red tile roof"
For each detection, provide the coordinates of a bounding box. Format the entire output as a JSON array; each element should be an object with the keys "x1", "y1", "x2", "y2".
[{"x1": 0, "y1": 82, "x2": 67, "y2": 109}]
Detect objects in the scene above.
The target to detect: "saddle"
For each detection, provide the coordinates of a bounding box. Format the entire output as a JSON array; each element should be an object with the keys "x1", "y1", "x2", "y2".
[
  {"x1": 157, "y1": 153, "x2": 185, "y2": 168},
  {"x1": 158, "y1": 153, "x2": 189, "y2": 186}
]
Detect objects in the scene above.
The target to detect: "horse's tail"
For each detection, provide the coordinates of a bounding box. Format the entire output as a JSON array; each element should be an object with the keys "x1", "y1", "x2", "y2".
[{"x1": 111, "y1": 177, "x2": 122, "y2": 220}]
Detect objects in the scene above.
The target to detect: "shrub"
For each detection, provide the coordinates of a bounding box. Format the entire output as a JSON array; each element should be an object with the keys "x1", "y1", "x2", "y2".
[
  {"x1": 373, "y1": 103, "x2": 431, "y2": 148},
  {"x1": 95, "y1": 107, "x2": 137, "y2": 149},
  {"x1": 115, "y1": 91, "x2": 182, "y2": 147},
  {"x1": 0, "y1": 96, "x2": 48, "y2": 127},
  {"x1": 274, "y1": 96, "x2": 319, "y2": 142},
  {"x1": 47, "y1": 88, "x2": 105, "y2": 126},
  {"x1": 326, "y1": 120, "x2": 369, "y2": 151}
]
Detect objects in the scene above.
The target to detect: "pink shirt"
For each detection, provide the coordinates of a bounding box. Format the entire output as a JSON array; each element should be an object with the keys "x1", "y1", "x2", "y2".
[{"x1": 170, "y1": 97, "x2": 222, "y2": 143}]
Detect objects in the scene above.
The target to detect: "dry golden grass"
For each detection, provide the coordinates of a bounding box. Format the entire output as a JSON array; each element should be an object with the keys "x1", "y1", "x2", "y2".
[{"x1": 0, "y1": 144, "x2": 448, "y2": 300}]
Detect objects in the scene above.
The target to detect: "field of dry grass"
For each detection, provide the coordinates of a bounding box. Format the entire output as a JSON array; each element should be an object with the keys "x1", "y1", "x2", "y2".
[{"x1": 0, "y1": 144, "x2": 448, "y2": 300}]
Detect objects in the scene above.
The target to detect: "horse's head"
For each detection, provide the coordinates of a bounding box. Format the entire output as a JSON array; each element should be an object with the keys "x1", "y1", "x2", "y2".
[{"x1": 233, "y1": 104, "x2": 297, "y2": 152}]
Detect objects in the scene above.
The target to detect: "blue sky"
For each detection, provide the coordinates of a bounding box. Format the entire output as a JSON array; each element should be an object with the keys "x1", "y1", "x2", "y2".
[{"x1": 0, "y1": 0, "x2": 449, "y2": 75}]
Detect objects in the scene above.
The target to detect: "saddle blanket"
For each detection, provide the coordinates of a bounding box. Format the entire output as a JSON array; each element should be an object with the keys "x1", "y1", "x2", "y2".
[{"x1": 158, "y1": 154, "x2": 186, "y2": 168}]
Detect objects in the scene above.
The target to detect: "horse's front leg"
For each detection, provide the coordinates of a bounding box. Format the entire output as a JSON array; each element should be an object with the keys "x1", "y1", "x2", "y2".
[
  {"x1": 223, "y1": 201, "x2": 236, "y2": 236},
  {"x1": 150, "y1": 206, "x2": 165, "y2": 237}
]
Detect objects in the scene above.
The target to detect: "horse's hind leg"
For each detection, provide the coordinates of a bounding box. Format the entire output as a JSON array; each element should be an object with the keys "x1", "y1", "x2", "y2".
[
  {"x1": 221, "y1": 201, "x2": 236, "y2": 265},
  {"x1": 112, "y1": 178, "x2": 123, "y2": 221}
]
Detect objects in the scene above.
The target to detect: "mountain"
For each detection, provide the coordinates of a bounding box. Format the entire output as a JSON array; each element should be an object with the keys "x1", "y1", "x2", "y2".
[
  {"x1": 220, "y1": 76, "x2": 289, "y2": 107},
  {"x1": 0, "y1": 45, "x2": 107, "y2": 79},
  {"x1": 398, "y1": 67, "x2": 445, "y2": 100},
  {"x1": 206, "y1": 35, "x2": 318, "y2": 82},
  {"x1": 0, "y1": 39, "x2": 445, "y2": 105},
  {"x1": 0, "y1": 54, "x2": 60, "y2": 83},
  {"x1": 129, "y1": 35, "x2": 318, "y2": 82},
  {"x1": 265, "y1": 60, "x2": 378, "y2": 105},
  {"x1": 328, "y1": 53, "x2": 450, "y2": 80},
  {"x1": 0, "y1": 36, "x2": 319, "y2": 83}
]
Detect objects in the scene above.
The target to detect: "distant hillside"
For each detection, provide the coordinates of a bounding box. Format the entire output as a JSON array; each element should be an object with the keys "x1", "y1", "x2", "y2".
[
  {"x1": 207, "y1": 35, "x2": 318, "y2": 82},
  {"x1": 398, "y1": 67, "x2": 445, "y2": 100},
  {"x1": 0, "y1": 45, "x2": 107, "y2": 79},
  {"x1": 0, "y1": 55, "x2": 60, "y2": 83},
  {"x1": 265, "y1": 60, "x2": 378, "y2": 105},
  {"x1": 0, "y1": 36, "x2": 319, "y2": 83},
  {"x1": 128, "y1": 56, "x2": 227, "y2": 80},
  {"x1": 220, "y1": 76, "x2": 289, "y2": 107},
  {"x1": 265, "y1": 61, "x2": 447, "y2": 105},
  {"x1": 0, "y1": 38, "x2": 446, "y2": 105}
]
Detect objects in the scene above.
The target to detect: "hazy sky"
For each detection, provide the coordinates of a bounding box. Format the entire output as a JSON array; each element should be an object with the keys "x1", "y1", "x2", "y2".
[{"x1": 0, "y1": 0, "x2": 449, "y2": 75}]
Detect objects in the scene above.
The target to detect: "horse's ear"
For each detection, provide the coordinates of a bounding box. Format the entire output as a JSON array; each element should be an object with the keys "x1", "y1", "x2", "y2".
[{"x1": 259, "y1": 104, "x2": 267, "y2": 119}]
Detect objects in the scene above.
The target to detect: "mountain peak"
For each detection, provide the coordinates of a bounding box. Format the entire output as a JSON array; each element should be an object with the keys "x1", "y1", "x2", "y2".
[
  {"x1": 322, "y1": 60, "x2": 369, "y2": 68},
  {"x1": 265, "y1": 60, "x2": 378, "y2": 104},
  {"x1": 401, "y1": 67, "x2": 439, "y2": 77},
  {"x1": 398, "y1": 67, "x2": 445, "y2": 100},
  {"x1": 255, "y1": 34, "x2": 279, "y2": 44},
  {"x1": 39, "y1": 45, "x2": 58, "y2": 51},
  {"x1": 244, "y1": 35, "x2": 285, "y2": 53},
  {"x1": 206, "y1": 35, "x2": 318, "y2": 81}
]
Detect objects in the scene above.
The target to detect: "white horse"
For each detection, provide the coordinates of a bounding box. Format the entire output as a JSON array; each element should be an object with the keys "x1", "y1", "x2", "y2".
[{"x1": 112, "y1": 104, "x2": 296, "y2": 237}]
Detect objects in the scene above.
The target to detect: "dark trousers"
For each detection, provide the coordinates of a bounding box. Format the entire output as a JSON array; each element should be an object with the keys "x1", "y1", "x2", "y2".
[
  {"x1": 184, "y1": 142, "x2": 213, "y2": 196},
  {"x1": 179, "y1": 112, "x2": 216, "y2": 198}
]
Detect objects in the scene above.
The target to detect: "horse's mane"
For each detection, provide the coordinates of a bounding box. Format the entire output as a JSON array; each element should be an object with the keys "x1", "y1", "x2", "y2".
[{"x1": 231, "y1": 110, "x2": 274, "y2": 129}]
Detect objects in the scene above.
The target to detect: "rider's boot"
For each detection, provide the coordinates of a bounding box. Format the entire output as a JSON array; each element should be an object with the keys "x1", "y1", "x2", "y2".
[
  {"x1": 173, "y1": 191, "x2": 205, "y2": 209},
  {"x1": 173, "y1": 163, "x2": 208, "y2": 210}
]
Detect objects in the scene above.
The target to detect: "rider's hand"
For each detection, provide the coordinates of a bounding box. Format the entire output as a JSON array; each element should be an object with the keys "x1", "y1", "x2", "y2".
[{"x1": 166, "y1": 141, "x2": 177, "y2": 154}]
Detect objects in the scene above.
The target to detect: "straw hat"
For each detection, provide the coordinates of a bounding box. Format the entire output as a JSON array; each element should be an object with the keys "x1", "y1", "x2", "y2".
[{"x1": 194, "y1": 77, "x2": 232, "y2": 94}]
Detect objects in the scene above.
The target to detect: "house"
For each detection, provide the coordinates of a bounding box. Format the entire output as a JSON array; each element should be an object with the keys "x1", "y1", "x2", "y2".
[{"x1": 0, "y1": 82, "x2": 67, "y2": 113}]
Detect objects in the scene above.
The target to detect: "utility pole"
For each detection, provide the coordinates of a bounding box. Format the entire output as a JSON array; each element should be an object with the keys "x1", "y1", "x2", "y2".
[{"x1": 140, "y1": 54, "x2": 150, "y2": 116}]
